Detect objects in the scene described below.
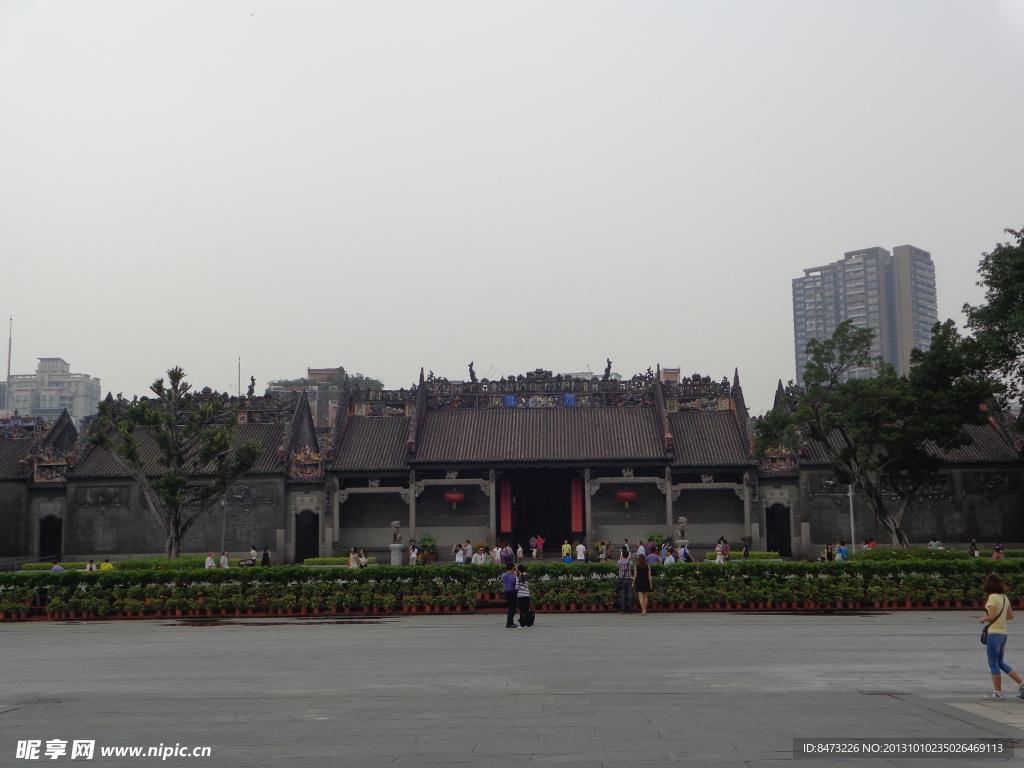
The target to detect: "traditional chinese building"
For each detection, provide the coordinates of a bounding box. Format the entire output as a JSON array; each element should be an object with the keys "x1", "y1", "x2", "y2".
[
  {"x1": 0, "y1": 368, "x2": 1021, "y2": 564},
  {"x1": 327, "y1": 367, "x2": 756, "y2": 559},
  {"x1": 756, "y1": 381, "x2": 1024, "y2": 557}
]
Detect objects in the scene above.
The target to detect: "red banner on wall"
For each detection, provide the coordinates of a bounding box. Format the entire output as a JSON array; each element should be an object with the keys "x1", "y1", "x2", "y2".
[
  {"x1": 499, "y1": 477, "x2": 513, "y2": 534},
  {"x1": 570, "y1": 476, "x2": 584, "y2": 533}
]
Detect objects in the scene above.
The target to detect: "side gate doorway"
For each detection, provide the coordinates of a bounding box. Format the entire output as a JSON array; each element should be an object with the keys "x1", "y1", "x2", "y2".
[
  {"x1": 294, "y1": 510, "x2": 320, "y2": 563},
  {"x1": 765, "y1": 503, "x2": 792, "y2": 558},
  {"x1": 39, "y1": 515, "x2": 63, "y2": 562}
]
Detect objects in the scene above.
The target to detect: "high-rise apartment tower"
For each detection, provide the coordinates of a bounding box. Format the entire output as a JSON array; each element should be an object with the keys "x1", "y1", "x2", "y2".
[{"x1": 792, "y1": 245, "x2": 937, "y2": 383}]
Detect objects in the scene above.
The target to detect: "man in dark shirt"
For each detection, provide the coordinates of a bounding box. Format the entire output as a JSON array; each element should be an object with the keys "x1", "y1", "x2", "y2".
[
  {"x1": 617, "y1": 550, "x2": 634, "y2": 614},
  {"x1": 501, "y1": 563, "x2": 519, "y2": 628}
]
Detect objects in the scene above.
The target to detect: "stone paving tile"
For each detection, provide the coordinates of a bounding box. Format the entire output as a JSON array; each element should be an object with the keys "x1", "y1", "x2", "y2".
[{"x1": 3, "y1": 612, "x2": 1024, "y2": 768}]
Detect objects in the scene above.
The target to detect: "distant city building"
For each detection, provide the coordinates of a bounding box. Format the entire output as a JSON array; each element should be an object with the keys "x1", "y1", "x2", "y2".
[
  {"x1": 792, "y1": 245, "x2": 937, "y2": 383},
  {"x1": 560, "y1": 370, "x2": 622, "y2": 381},
  {"x1": 5, "y1": 358, "x2": 101, "y2": 426}
]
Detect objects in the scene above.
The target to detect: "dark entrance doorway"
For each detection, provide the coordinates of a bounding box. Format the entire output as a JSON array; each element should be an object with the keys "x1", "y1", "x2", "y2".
[
  {"x1": 39, "y1": 515, "x2": 63, "y2": 561},
  {"x1": 765, "y1": 503, "x2": 792, "y2": 557},
  {"x1": 294, "y1": 510, "x2": 319, "y2": 563},
  {"x1": 509, "y1": 469, "x2": 576, "y2": 553}
]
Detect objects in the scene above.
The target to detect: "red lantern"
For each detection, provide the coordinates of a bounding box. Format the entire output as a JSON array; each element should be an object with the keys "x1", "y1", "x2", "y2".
[
  {"x1": 616, "y1": 490, "x2": 637, "y2": 508},
  {"x1": 444, "y1": 490, "x2": 466, "y2": 509}
]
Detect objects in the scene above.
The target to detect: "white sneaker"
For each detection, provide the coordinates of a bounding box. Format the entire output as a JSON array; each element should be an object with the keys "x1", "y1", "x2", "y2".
[{"x1": 984, "y1": 692, "x2": 1004, "y2": 700}]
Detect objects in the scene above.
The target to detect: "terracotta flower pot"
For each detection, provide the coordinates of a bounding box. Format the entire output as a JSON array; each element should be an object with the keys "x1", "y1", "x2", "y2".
[{"x1": 455, "y1": 605, "x2": 463, "y2": 613}]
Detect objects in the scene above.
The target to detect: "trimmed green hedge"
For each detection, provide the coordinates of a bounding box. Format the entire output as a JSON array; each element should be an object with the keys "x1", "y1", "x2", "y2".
[
  {"x1": 2, "y1": 559, "x2": 1022, "y2": 617},
  {"x1": 703, "y1": 551, "x2": 780, "y2": 561},
  {"x1": 304, "y1": 557, "x2": 377, "y2": 566},
  {"x1": 23, "y1": 557, "x2": 249, "y2": 572},
  {"x1": 848, "y1": 548, "x2": 1024, "y2": 562}
]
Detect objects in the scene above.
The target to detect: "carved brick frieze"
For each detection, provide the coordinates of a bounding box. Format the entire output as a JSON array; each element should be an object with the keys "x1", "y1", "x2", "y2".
[{"x1": 964, "y1": 473, "x2": 1015, "y2": 497}]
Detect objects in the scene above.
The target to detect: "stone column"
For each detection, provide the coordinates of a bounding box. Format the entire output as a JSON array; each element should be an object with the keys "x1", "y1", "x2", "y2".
[
  {"x1": 408, "y1": 470, "x2": 417, "y2": 542},
  {"x1": 742, "y1": 471, "x2": 753, "y2": 541},
  {"x1": 664, "y1": 467, "x2": 673, "y2": 528},
  {"x1": 488, "y1": 469, "x2": 497, "y2": 545},
  {"x1": 584, "y1": 468, "x2": 593, "y2": 544}
]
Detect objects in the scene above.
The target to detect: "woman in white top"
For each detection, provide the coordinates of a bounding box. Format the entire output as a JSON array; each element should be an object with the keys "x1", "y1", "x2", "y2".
[
  {"x1": 980, "y1": 572, "x2": 1024, "y2": 700},
  {"x1": 348, "y1": 548, "x2": 359, "y2": 568},
  {"x1": 455, "y1": 544, "x2": 465, "y2": 566},
  {"x1": 205, "y1": 553, "x2": 216, "y2": 569},
  {"x1": 575, "y1": 543, "x2": 586, "y2": 561}
]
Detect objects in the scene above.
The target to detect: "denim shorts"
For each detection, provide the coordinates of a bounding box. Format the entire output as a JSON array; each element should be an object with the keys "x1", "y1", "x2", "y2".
[{"x1": 986, "y1": 632, "x2": 1013, "y2": 675}]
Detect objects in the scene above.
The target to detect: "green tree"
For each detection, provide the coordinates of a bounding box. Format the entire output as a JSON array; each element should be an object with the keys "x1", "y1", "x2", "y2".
[
  {"x1": 755, "y1": 320, "x2": 996, "y2": 547},
  {"x1": 90, "y1": 367, "x2": 262, "y2": 559},
  {"x1": 964, "y1": 226, "x2": 1024, "y2": 405}
]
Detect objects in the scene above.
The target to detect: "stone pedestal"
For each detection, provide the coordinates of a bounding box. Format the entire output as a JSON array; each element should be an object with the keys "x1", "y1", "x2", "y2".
[{"x1": 389, "y1": 543, "x2": 403, "y2": 566}]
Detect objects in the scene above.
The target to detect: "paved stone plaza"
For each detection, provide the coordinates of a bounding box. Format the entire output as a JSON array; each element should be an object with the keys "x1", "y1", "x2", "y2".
[{"x1": 2, "y1": 611, "x2": 1024, "y2": 766}]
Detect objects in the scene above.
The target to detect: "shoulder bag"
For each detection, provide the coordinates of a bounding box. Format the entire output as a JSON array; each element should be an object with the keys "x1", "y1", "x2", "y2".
[{"x1": 981, "y1": 595, "x2": 1009, "y2": 645}]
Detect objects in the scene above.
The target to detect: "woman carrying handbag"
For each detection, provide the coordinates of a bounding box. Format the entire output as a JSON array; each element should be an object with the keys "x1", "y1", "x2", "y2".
[{"x1": 979, "y1": 572, "x2": 1024, "y2": 700}]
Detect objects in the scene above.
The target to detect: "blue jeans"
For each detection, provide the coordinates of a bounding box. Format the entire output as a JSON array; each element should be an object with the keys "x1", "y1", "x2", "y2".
[
  {"x1": 987, "y1": 633, "x2": 1013, "y2": 675},
  {"x1": 618, "y1": 579, "x2": 633, "y2": 613}
]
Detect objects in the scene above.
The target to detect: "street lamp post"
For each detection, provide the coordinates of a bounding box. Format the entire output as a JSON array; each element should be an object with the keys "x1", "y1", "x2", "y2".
[{"x1": 219, "y1": 496, "x2": 227, "y2": 556}]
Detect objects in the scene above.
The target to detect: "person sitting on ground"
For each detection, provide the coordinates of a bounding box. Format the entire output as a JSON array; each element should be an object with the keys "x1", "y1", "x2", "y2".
[
  {"x1": 50, "y1": 563, "x2": 64, "y2": 573},
  {"x1": 99, "y1": 558, "x2": 114, "y2": 571},
  {"x1": 861, "y1": 540, "x2": 871, "y2": 551},
  {"x1": 993, "y1": 546, "x2": 1006, "y2": 560},
  {"x1": 205, "y1": 552, "x2": 216, "y2": 569},
  {"x1": 85, "y1": 559, "x2": 97, "y2": 572},
  {"x1": 868, "y1": 538, "x2": 877, "y2": 549},
  {"x1": 220, "y1": 551, "x2": 230, "y2": 569},
  {"x1": 928, "y1": 537, "x2": 944, "y2": 550}
]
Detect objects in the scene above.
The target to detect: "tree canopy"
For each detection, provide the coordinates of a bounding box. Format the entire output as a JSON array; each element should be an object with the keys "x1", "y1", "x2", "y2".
[
  {"x1": 90, "y1": 367, "x2": 262, "y2": 558},
  {"x1": 964, "y1": 225, "x2": 1024, "y2": 406},
  {"x1": 267, "y1": 366, "x2": 383, "y2": 392},
  {"x1": 754, "y1": 320, "x2": 997, "y2": 547}
]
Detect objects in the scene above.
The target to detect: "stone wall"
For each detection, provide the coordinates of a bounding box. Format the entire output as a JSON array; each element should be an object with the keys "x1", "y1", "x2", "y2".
[{"x1": 0, "y1": 481, "x2": 30, "y2": 557}]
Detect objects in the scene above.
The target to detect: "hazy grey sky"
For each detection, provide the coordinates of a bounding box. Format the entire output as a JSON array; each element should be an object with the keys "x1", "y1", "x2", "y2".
[{"x1": 2, "y1": 1, "x2": 1023, "y2": 414}]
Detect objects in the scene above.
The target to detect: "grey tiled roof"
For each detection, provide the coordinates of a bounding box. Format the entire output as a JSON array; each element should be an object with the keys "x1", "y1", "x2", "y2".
[
  {"x1": 333, "y1": 417, "x2": 411, "y2": 471},
  {"x1": 668, "y1": 411, "x2": 754, "y2": 467},
  {"x1": 800, "y1": 422, "x2": 1021, "y2": 466},
  {"x1": 0, "y1": 439, "x2": 32, "y2": 480},
  {"x1": 412, "y1": 408, "x2": 667, "y2": 464},
  {"x1": 71, "y1": 424, "x2": 287, "y2": 478}
]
